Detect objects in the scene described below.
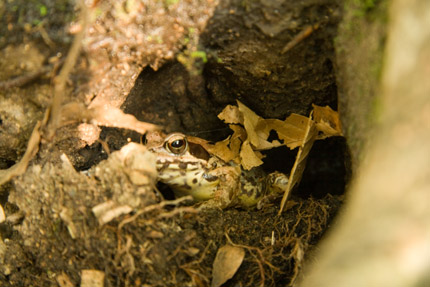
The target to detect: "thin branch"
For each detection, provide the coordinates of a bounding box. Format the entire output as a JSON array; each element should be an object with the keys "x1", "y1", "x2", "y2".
[
  {"x1": 0, "y1": 121, "x2": 42, "y2": 185},
  {"x1": 0, "y1": 0, "x2": 89, "y2": 186},
  {"x1": 0, "y1": 66, "x2": 51, "y2": 90},
  {"x1": 281, "y1": 23, "x2": 320, "y2": 55},
  {"x1": 46, "y1": 0, "x2": 89, "y2": 139}
]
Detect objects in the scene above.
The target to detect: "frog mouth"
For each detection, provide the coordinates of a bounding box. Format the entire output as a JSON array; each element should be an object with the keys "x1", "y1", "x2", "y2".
[{"x1": 154, "y1": 159, "x2": 220, "y2": 201}]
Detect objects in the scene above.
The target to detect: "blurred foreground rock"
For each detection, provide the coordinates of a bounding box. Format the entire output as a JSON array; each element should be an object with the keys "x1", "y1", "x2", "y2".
[{"x1": 299, "y1": 0, "x2": 430, "y2": 286}]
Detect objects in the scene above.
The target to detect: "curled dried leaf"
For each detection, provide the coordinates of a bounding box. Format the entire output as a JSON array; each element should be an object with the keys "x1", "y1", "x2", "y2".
[
  {"x1": 61, "y1": 102, "x2": 159, "y2": 134},
  {"x1": 240, "y1": 140, "x2": 264, "y2": 170},
  {"x1": 312, "y1": 104, "x2": 343, "y2": 139},
  {"x1": 268, "y1": 114, "x2": 309, "y2": 149},
  {"x1": 215, "y1": 101, "x2": 342, "y2": 175},
  {"x1": 211, "y1": 244, "x2": 245, "y2": 287},
  {"x1": 237, "y1": 100, "x2": 261, "y2": 147},
  {"x1": 211, "y1": 137, "x2": 238, "y2": 163},
  {"x1": 279, "y1": 115, "x2": 318, "y2": 214},
  {"x1": 203, "y1": 125, "x2": 246, "y2": 164},
  {"x1": 218, "y1": 104, "x2": 243, "y2": 124}
]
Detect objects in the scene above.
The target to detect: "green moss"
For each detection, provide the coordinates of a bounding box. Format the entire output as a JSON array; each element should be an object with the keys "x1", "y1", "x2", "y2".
[
  {"x1": 165, "y1": 0, "x2": 179, "y2": 6},
  {"x1": 191, "y1": 50, "x2": 208, "y2": 63},
  {"x1": 349, "y1": 0, "x2": 389, "y2": 21},
  {"x1": 352, "y1": 0, "x2": 376, "y2": 15},
  {"x1": 38, "y1": 4, "x2": 47, "y2": 16},
  {"x1": 335, "y1": 0, "x2": 389, "y2": 168}
]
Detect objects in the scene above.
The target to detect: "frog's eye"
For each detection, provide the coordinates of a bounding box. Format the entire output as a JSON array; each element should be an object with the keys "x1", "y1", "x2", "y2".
[{"x1": 165, "y1": 134, "x2": 188, "y2": 155}]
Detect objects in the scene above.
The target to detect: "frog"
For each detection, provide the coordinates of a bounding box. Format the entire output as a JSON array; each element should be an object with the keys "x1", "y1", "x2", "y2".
[{"x1": 146, "y1": 131, "x2": 289, "y2": 208}]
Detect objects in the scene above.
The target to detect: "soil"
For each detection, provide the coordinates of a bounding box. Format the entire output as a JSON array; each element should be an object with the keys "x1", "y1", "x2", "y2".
[{"x1": 0, "y1": 0, "x2": 349, "y2": 286}]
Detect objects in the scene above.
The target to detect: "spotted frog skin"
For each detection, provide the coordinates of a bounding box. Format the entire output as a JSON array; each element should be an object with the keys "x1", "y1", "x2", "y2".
[{"x1": 147, "y1": 132, "x2": 289, "y2": 208}]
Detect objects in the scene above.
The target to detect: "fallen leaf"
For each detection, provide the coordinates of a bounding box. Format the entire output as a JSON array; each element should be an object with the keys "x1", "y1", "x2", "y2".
[
  {"x1": 215, "y1": 101, "x2": 342, "y2": 176},
  {"x1": 279, "y1": 114, "x2": 318, "y2": 214},
  {"x1": 211, "y1": 137, "x2": 237, "y2": 163},
  {"x1": 217, "y1": 104, "x2": 243, "y2": 124},
  {"x1": 240, "y1": 140, "x2": 264, "y2": 170},
  {"x1": 211, "y1": 245, "x2": 245, "y2": 287},
  {"x1": 229, "y1": 125, "x2": 246, "y2": 163},
  {"x1": 312, "y1": 104, "x2": 343, "y2": 139},
  {"x1": 255, "y1": 113, "x2": 308, "y2": 150},
  {"x1": 237, "y1": 100, "x2": 262, "y2": 148},
  {"x1": 61, "y1": 102, "x2": 159, "y2": 134},
  {"x1": 197, "y1": 125, "x2": 246, "y2": 164}
]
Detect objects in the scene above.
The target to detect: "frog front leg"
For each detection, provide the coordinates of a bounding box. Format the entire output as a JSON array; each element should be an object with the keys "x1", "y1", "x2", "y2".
[{"x1": 198, "y1": 166, "x2": 241, "y2": 209}]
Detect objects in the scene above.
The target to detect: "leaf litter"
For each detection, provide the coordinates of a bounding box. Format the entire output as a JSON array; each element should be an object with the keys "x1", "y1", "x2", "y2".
[
  {"x1": 0, "y1": 14, "x2": 342, "y2": 285},
  {"x1": 213, "y1": 100, "x2": 342, "y2": 212},
  {"x1": 187, "y1": 101, "x2": 343, "y2": 285}
]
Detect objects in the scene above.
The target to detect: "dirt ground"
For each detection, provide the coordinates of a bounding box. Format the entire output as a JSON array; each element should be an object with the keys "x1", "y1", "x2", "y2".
[{"x1": 0, "y1": 0, "x2": 349, "y2": 286}]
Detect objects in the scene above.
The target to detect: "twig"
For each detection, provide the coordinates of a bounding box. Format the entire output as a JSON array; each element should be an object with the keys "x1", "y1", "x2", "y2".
[
  {"x1": 0, "y1": 0, "x2": 89, "y2": 186},
  {"x1": 281, "y1": 23, "x2": 320, "y2": 54},
  {"x1": 0, "y1": 66, "x2": 52, "y2": 90},
  {"x1": 118, "y1": 196, "x2": 194, "y2": 230},
  {"x1": 36, "y1": 20, "x2": 56, "y2": 48},
  {"x1": 0, "y1": 121, "x2": 42, "y2": 185},
  {"x1": 225, "y1": 233, "x2": 267, "y2": 287},
  {"x1": 46, "y1": 0, "x2": 89, "y2": 139}
]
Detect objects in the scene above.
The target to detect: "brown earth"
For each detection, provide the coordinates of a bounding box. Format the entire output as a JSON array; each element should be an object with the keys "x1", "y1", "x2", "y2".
[{"x1": 0, "y1": 0, "x2": 350, "y2": 286}]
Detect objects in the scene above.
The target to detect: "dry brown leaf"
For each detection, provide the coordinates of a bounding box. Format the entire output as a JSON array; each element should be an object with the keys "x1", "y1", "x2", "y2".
[
  {"x1": 211, "y1": 137, "x2": 237, "y2": 163},
  {"x1": 279, "y1": 114, "x2": 318, "y2": 214},
  {"x1": 255, "y1": 113, "x2": 309, "y2": 150},
  {"x1": 312, "y1": 104, "x2": 343, "y2": 139},
  {"x1": 237, "y1": 100, "x2": 262, "y2": 147},
  {"x1": 215, "y1": 101, "x2": 342, "y2": 173},
  {"x1": 229, "y1": 124, "x2": 247, "y2": 143},
  {"x1": 237, "y1": 101, "x2": 283, "y2": 151},
  {"x1": 211, "y1": 244, "x2": 245, "y2": 287},
  {"x1": 278, "y1": 114, "x2": 309, "y2": 147},
  {"x1": 216, "y1": 101, "x2": 310, "y2": 169},
  {"x1": 229, "y1": 125, "x2": 246, "y2": 163},
  {"x1": 187, "y1": 135, "x2": 237, "y2": 164},
  {"x1": 61, "y1": 102, "x2": 159, "y2": 134},
  {"x1": 240, "y1": 140, "x2": 264, "y2": 170},
  {"x1": 197, "y1": 125, "x2": 246, "y2": 164},
  {"x1": 89, "y1": 105, "x2": 159, "y2": 134},
  {"x1": 217, "y1": 104, "x2": 243, "y2": 124}
]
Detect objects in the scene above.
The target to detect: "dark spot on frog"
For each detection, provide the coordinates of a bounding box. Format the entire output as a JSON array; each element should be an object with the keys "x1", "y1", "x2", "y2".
[
  {"x1": 203, "y1": 173, "x2": 218, "y2": 182},
  {"x1": 180, "y1": 170, "x2": 186, "y2": 176},
  {"x1": 192, "y1": 178, "x2": 198, "y2": 184},
  {"x1": 247, "y1": 187, "x2": 254, "y2": 197},
  {"x1": 178, "y1": 162, "x2": 188, "y2": 169},
  {"x1": 157, "y1": 161, "x2": 171, "y2": 172}
]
